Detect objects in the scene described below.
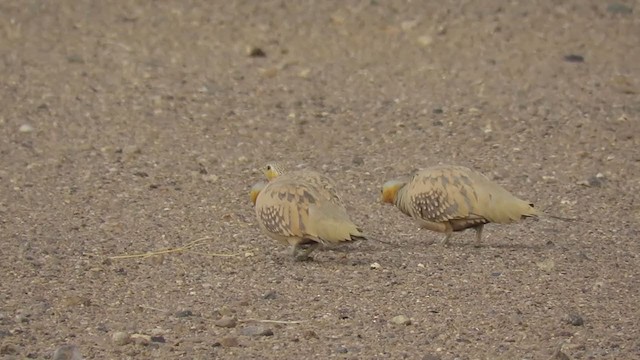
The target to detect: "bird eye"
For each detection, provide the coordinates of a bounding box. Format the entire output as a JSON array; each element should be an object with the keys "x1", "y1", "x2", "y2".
[{"x1": 267, "y1": 165, "x2": 272, "y2": 170}]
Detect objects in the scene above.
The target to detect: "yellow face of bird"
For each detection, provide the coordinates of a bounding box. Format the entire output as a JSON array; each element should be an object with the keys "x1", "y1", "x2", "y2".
[
  {"x1": 380, "y1": 180, "x2": 406, "y2": 204},
  {"x1": 263, "y1": 162, "x2": 286, "y2": 181},
  {"x1": 250, "y1": 182, "x2": 267, "y2": 206}
]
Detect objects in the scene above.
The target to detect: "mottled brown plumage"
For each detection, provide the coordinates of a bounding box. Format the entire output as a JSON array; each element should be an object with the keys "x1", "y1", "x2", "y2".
[
  {"x1": 381, "y1": 165, "x2": 541, "y2": 244},
  {"x1": 251, "y1": 171, "x2": 366, "y2": 260},
  {"x1": 263, "y1": 162, "x2": 344, "y2": 206}
]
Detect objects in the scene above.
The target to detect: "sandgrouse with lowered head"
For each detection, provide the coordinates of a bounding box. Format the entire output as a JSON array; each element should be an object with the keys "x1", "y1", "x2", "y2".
[
  {"x1": 250, "y1": 166, "x2": 366, "y2": 260},
  {"x1": 381, "y1": 165, "x2": 543, "y2": 245}
]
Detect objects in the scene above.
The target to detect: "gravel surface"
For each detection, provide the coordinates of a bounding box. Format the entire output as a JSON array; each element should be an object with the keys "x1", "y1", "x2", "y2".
[{"x1": 1, "y1": 1, "x2": 639, "y2": 359}]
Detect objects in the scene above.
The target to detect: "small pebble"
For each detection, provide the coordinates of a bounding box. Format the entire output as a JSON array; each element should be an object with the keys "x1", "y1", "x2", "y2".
[
  {"x1": 66, "y1": 54, "x2": 84, "y2": 63},
  {"x1": 566, "y1": 313, "x2": 584, "y2": 326},
  {"x1": 52, "y1": 344, "x2": 82, "y2": 360},
  {"x1": 248, "y1": 47, "x2": 267, "y2": 57},
  {"x1": 19, "y1": 124, "x2": 34, "y2": 133},
  {"x1": 260, "y1": 67, "x2": 278, "y2": 78},
  {"x1": 542, "y1": 175, "x2": 557, "y2": 183},
  {"x1": 578, "y1": 173, "x2": 606, "y2": 187},
  {"x1": 122, "y1": 144, "x2": 141, "y2": 155},
  {"x1": 298, "y1": 68, "x2": 311, "y2": 78},
  {"x1": 391, "y1": 315, "x2": 412, "y2": 325},
  {"x1": 240, "y1": 325, "x2": 274, "y2": 337},
  {"x1": 607, "y1": 3, "x2": 633, "y2": 14},
  {"x1": 564, "y1": 54, "x2": 584, "y2": 63},
  {"x1": 150, "y1": 336, "x2": 166, "y2": 343},
  {"x1": 131, "y1": 334, "x2": 151, "y2": 346},
  {"x1": 417, "y1": 35, "x2": 433, "y2": 47},
  {"x1": 262, "y1": 290, "x2": 277, "y2": 300},
  {"x1": 587, "y1": 176, "x2": 604, "y2": 187},
  {"x1": 202, "y1": 174, "x2": 219, "y2": 183},
  {"x1": 214, "y1": 316, "x2": 237, "y2": 328},
  {"x1": 219, "y1": 336, "x2": 240, "y2": 347},
  {"x1": 112, "y1": 331, "x2": 131, "y2": 346},
  {"x1": 335, "y1": 346, "x2": 348, "y2": 353},
  {"x1": 218, "y1": 306, "x2": 235, "y2": 316},
  {"x1": 370, "y1": 262, "x2": 381, "y2": 269},
  {"x1": 15, "y1": 313, "x2": 29, "y2": 323},
  {"x1": 302, "y1": 330, "x2": 319, "y2": 339},
  {"x1": 175, "y1": 310, "x2": 193, "y2": 318},
  {"x1": 536, "y1": 259, "x2": 555, "y2": 272}
]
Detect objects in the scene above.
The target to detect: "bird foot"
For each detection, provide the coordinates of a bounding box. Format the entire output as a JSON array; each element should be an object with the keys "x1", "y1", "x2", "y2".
[
  {"x1": 440, "y1": 233, "x2": 453, "y2": 246},
  {"x1": 290, "y1": 244, "x2": 317, "y2": 261}
]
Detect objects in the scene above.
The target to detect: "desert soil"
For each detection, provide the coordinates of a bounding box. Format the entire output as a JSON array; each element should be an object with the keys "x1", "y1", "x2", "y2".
[{"x1": 1, "y1": 1, "x2": 639, "y2": 359}]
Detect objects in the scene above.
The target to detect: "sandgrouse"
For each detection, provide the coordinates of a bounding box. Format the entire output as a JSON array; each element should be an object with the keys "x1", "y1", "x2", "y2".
[
  {"x1": 381, "y1": 165, "x2": 541, "y2": 245},
  {"x1": 250, "y1": 167, "x2": 366, "y2": 260}
]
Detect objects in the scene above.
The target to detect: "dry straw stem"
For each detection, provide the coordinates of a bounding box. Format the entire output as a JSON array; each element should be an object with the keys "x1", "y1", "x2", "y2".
[{"x1": 108, "y1": 236, "x2": 241, "y2": 260}]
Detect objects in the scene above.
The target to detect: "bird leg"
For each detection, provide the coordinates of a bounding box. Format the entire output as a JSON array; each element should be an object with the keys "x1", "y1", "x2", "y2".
[
  {"x1": 291, "y1": 243, "x2": 320, "y2": 261},
  {"x1": 440, "y1": 222, "x2": 454, "y2": 246},
  {"x1": 474, "y1": 224, "x2": 484, "y2": 246},
  {"x1": 440, "y1": 232, "x2": 453, "y2": 245}
]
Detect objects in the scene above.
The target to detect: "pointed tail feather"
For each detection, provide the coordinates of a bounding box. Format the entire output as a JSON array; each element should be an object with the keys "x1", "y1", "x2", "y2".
[{"x1": 357, "y1": 231, "x2": 398, "y2": 247}]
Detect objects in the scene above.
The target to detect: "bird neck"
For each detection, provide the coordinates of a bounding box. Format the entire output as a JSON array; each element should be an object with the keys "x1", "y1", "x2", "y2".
[{"x1": 394, "y1": 186, "x2": 411, "y2": 215}]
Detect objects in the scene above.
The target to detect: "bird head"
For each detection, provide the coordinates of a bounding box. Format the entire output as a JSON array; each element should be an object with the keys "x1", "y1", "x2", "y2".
[
  {"x1": 263, "y1": 162, "x2": 286, "y2": 181},
  {"x1": 250, "y1": 182, "x2": 267, "y2": 205},
  {"x1": 381, "y1": 179, "x2": 407, "y2": 204}
]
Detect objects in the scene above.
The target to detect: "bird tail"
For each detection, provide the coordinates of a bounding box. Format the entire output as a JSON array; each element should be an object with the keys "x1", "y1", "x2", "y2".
[
  {"x1": 356, "y1": 230, "x2": 397, "y2": 246},
  {"x1": 529, "y1": 203, "x2": 578, "y2": 221},
  {"x1": 350, "y1": 230, "x2": 368, "y2": 242}
]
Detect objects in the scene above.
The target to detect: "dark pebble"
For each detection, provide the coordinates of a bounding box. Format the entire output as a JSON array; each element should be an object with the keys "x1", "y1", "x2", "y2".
[
  {"x1": 67, "y1": 55, "x2": 84, "y2": 64},
  {"x1": 588, "y1": 176, "x2": 604, "y2": 187},
  {"x1": 335, "y1": 346, "x2": 348, "y2": 353},
  {"x1": 133, "y1": 171, "x2": 149, "y2": 177},
  {"x1": 566, "y1": 313, "x2": 584, "y2": 326},
  {"x1": 607, "y1": 3, "x2": 633, "y2": 14},
  {"x1": 248, "y1": 47, "x2": 267, "y2": 57},
  {"x1": 214, "y1": 316, "x2": 237, "y2": 328},
  {"x1": 564, "y1": 54, "x2": 584, "y2": 63},
  {"x1": 302, "y1": 330, "x2": 319, "y2": 339},
  {"x1": 175, "y1": 310, "x2": 193, "y2": 318},
  {"x1": 151, "y1": 336, "x2": 166, "y2": 343},
  {"x1": 262, "y1": 290, "x2": 277, "y2": 300},
  {"x1": 219, "y1": 336, "x2": 240, "y2": 347}
]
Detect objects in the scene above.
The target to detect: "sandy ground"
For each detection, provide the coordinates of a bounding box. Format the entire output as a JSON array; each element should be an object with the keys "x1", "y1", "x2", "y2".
[{"x1": 1, "y1": 1, "x2": 639, "y2": 359}]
